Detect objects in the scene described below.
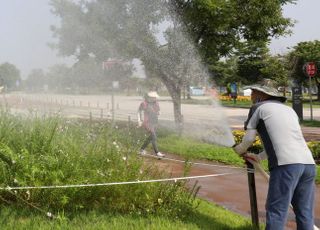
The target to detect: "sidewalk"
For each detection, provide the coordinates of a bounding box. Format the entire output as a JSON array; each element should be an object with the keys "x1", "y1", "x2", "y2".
[
  {"x1": 146, "y1": 153, "x2": 320, "y2": 229},
  {"x1": 301, "y1": 126, "x2": 320, "y2": 141}
]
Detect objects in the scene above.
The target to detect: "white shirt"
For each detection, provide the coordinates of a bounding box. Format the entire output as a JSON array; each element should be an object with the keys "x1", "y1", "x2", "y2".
[{"x1": 245, "y1": 100, "x2": 315, "y2": 170}]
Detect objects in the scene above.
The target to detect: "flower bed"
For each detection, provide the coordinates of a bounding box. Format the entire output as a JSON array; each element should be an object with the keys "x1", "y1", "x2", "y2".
[
  {"x1": 219, "y1": 95, "x2": 251, "y2": 102},
  {"x1": 233, "y1": 130, "x2": 320, "y2": 164}
]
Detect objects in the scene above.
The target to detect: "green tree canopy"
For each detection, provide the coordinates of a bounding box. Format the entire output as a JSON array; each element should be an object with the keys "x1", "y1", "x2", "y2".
[
  {"x1": 49, "y1": 0, "x2": 296, "y2": 122},
  {"x1": 288, "y1": 40, "x2": 320, "y2": 100},
  {"x1": 0, "y1": 62, "x2": 21, "y2": 90}
]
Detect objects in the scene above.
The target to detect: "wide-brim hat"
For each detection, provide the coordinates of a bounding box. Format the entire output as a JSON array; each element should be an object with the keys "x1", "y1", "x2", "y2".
[
  {"x1": 243, "y1": 84, "x2": 287, "y2": 102},
  {"x1": 147, "y1": 91, "x2": 159, "y2": 98}
]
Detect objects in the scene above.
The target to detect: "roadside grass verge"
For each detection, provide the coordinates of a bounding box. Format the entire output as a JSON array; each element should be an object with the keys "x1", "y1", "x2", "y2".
[
  {"x1": 0, "y1": 200, "x2": 260, "y2": 230},
  {"x1": 158, "y1": 133, "x2": 320, "y2": 184},
  {"x1": 301, "y1": 120, "x2": 320, "y2": 127}
]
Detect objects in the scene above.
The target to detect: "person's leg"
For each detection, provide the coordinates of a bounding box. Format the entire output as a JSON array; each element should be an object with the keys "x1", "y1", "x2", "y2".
[
  {"x1": 266, "y1": 165, "x2": 302, "y2": 230},
  {"x1": 291, "y1": 164, "x2": 316, "y2": 230},
  {"x1": 140, "y1": 133, "x2": 152, "y2": 151},
  {"x1": 150, "y1": 130, "x2": 159, "y2": 153}
]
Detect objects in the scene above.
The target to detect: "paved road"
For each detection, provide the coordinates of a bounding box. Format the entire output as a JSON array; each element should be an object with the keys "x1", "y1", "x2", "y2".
[{"x1": 3, "y1": 93, "x2": 320, "y2": 139}]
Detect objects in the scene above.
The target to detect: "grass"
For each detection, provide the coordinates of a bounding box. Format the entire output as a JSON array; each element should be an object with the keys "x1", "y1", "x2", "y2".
[
  {"x1": 158, "y1": 134, "x2": 320, "y2": 184},
  {"x1": 0, "y1": 200, "x2": 261, "y2": 230},
  {"x1": 301, "y1": 119, "x2": 320, "y2": 127},
  {"x1": 220, "y1": 100, "x2": 251, "y2": 108}
]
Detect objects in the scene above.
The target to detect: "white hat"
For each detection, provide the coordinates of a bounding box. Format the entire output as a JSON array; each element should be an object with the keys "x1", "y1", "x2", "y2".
[{"x1": 147, "y1": 91, "x2": 159, "y2": 98}]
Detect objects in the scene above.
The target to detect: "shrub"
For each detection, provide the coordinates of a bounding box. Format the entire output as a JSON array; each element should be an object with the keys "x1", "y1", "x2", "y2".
[
  {"x1": 0, "y1": 112, "x2": 197, "y2": 217},
  {"x1": 307, "y1": 141, "x2": 320, "y2": 160},
  {"x1": 232, "y1": 130, "x2": 263, "y2": 154},
  {"x1": 233, "y1": 130, "x2": 320, "y2": 161},
  {"x1": 219, "y1": 95, "x2": 251, "y2": 102}
]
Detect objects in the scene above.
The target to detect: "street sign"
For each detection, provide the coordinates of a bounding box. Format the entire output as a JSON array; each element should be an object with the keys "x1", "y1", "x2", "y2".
[{"x1": 305, "y1": 62, "x2": 317, "y2": 77}]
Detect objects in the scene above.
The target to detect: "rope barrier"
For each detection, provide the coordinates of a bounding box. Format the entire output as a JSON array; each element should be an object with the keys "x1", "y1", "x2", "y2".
[
  {"x1": 143, "y1": 153, "x2": 255, "y2": 173},
  {"x1": 1, "y1": 172, "x2": 236, "y2": 191}
]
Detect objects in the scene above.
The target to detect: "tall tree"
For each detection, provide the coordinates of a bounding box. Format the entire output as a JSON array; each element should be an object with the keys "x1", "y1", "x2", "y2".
[
  {"x1": 170, "y1": 0, "x2": 294, "y2": 62},
  {"x1": 49, "y1": 0, "x2": 295, "y2": 123},
  {"x1": 0, "y1": 62, "x2": 21, "y2": 90},
  {"x1": 287, "y1": 40, "x2": 320, "y2": 101},
  {"x1": 260, "y1": 54, "x2": 289, "y2": 96},
  {"x1": 47, "y1": 64, "x2": 72, "y2": 92},
  {"x1": 25, "y1": 69, "x2": 47, "y2": 92}
]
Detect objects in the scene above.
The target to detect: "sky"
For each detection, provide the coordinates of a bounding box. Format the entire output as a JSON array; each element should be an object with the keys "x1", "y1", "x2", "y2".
[{"x1": 0, "y1": 0, "x2": 320, "y2": 79}]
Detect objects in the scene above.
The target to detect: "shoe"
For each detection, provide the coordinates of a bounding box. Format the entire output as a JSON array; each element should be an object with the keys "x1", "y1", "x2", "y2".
[
  {"x1": 139, "y1": 150, "x2": 146, "y2": 155},
  {"x1": 156, "y1": 152, "x2": 165, "y2": 158}
]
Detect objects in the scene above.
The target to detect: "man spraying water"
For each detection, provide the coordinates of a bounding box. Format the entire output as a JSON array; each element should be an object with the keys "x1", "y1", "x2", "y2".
[{"x1": 233, "y1": 80, "x2": 316, "y2": 230}]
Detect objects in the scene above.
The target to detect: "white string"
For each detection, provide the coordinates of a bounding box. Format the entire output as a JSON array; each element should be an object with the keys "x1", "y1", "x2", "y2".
[
  {"x1": 1, "y1": 172, "x2": 236, "y2": 191},
  {"x1": 143, "y1": 153, "x2": 255, "y2": 173}
]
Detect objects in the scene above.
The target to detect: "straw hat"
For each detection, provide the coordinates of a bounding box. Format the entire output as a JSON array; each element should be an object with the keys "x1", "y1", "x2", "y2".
[
  {"x1": 147, "y1": 91, "x2": 159, "y2": 98},
  {"x1": 243, "y1": 79, "x2": 287, "y2": 102}
]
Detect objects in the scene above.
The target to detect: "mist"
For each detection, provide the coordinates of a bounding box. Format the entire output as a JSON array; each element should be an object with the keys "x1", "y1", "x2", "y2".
[{"x1": 0, "y1": 0, "x2": 235, "y2": 147}]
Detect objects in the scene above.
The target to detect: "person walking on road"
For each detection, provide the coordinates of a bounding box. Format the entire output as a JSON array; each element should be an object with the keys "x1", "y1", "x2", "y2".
[
  {"x1": 233, "y1": 81, "x2": 316, "y2": 230},
  {"x1": 137, "y1": 91, "x2": 164, "y2": 158}
]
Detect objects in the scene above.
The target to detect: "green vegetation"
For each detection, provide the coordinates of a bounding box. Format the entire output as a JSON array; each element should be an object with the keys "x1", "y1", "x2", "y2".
[
  {"x1": 301, "y1": 119, "x2": 320, "y2": 127},
  {"x1": 157, "y1": 133, "x2": 319, "y2": 184},
  {"x1": 0, "y1": 200, "x2": 259, "y2": 230},
  {"x1": 0, "y1": 112, "x2": 196, "y2": 216},
  {"x1": 220, "y1": 100, "x2": 251, "y2": 108},
  {"x1": 0, "y1": 112, "x2": 262, "y2": 229}
]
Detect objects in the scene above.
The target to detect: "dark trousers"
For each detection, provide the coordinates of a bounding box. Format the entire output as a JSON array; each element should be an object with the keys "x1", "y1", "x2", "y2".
[{"x1": 141, "y1": 130, "x2": 159, "y2": 153}]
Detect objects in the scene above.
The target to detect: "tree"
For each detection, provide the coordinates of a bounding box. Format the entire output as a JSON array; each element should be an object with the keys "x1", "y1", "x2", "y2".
[
  {"x1": 170, "y1": 0, "x2": 295, "y2": 74},
  {"x1": 287, "y1": 40, "x2": 320, "y2": 101},
  {"x1": 0, "y1": 62, "x2": 21, "y2": 90},
  {"x1": 260, "y1": 55, "x2": 289, "y2": 96},
  {"x1": 46, "y1": 64, "x2": 72, "y2": 92},
  {"x1": 25, "y1": 69, "x2": 47, "y2": 92},
  {"x1": 49, "y1": 0, "x2": 295, "y2": 123},
  {"x1": 235, "y1": 41, "x2": 270, "y2": 84},
  {"x1": 209, "y1": 56, "x2": 239, "y2": 87}
]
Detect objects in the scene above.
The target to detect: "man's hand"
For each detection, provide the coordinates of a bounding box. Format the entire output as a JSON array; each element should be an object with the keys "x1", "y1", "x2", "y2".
[
  {"x1": 243, "y1": 152, "x2": 260, "y2": 163},
  {"x1": 233, "y1": 144, "x2": 246, "y2": 156}
]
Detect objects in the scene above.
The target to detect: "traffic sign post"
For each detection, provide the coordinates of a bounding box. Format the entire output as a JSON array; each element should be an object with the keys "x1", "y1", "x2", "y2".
[
  {"x1": 292, "y1": 85, "x2": 303, "y2": 120},
  {"x1": 303, "y1": 62, "x2": 317, "y2": 121}
]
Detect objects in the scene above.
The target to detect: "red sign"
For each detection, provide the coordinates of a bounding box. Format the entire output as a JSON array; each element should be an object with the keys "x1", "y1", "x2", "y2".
[
  {"x1": 102, "y1": 59, "x2": 124, "y2": 70},
  {"x1": 305, "y1": 62, "x2": 317, "y2": 77}
]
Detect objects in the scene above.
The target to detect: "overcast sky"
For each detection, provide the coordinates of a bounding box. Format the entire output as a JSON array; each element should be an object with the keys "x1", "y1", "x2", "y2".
[{"x1": 0, "y1": 0, "x2": 320, "y2": 78}]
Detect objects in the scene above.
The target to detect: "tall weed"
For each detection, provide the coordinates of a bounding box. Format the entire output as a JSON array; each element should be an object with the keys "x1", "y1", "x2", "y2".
[{"x1": 0, "y1": 112, "x2": 197, "y2": 217}]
